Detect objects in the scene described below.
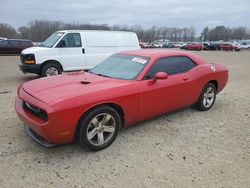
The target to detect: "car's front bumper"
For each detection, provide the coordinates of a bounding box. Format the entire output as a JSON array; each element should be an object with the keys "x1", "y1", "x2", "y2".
[
  {"x1": 19, "y1": 62, "x2": 41, "y2": 74},
  {"x1": 24, "y1": 125, "x2": 57, "y2": 147},
  {"x1": 15, "y1": 88, "x2": 75, "y2": 146}
]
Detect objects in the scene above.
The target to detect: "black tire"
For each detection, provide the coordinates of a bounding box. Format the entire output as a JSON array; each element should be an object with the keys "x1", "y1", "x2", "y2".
[
  {"x1": 194, "y1": 83, "x2": 216, "y2": 111},
  {"x1": 77, "y1": 105, "x2": 121, "y2": 151},
  {"x1": 41, "y1": 63, "x2": 62, "y2": 77}
]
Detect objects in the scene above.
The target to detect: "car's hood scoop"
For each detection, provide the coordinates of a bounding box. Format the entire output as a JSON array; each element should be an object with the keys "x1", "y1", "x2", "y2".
[
  {"x1": 22, "y1": 72, "x2": 128, "y2": 105},
  {"x1": 80, "y1": 81, "x2": 90, "y2": 85}
]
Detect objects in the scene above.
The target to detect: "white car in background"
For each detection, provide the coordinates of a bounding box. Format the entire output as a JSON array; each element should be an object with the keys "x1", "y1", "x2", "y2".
[
  {"x1": 241, "y1": 42, "x2": 250, "y2": 49},
  {"x1": 0, "y1": 37, "x2": 7, "y2": 42},
  {"x1": 176, "y1": 42, "x2": 187, "y2": 48},
  {"x1": 152, "y1": 43, "x2": 163, "y2": 48},
  {"x1": 19, "y1": 30, "x2": 140, "y2": 76}
]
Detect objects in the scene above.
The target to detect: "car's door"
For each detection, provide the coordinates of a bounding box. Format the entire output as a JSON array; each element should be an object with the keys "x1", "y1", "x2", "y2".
[
  {"x1": 15, "y1": 41, "x2": 23, "y2": 54},
  {"x1": 57, "y1": 33, "x2": 85, "y2": 71},
  {"x1": 138, "y1": 56, "x2": 197, "y2": 120},
  {"x1": 0, "y1": 40, "x2": 9, "y2": 54}
]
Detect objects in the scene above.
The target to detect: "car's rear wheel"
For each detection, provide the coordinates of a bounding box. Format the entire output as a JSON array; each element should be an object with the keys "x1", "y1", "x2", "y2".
[
  {"x1": 77, "y1": 106, "x2": 121, "y2": 151},
  {"x1": 41, "y1": 63, "x2": 62, "y2": 77},
  {"x1": 195, "y1": 83, "x2": 216, "y2": 111}
]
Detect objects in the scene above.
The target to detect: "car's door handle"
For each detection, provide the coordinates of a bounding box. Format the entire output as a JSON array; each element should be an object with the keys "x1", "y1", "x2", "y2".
[
  {"x1": 183, "y1": 77, "x2": 189, "y2": 81},
  {"x1": 82, "y1": 48, "x2": 85, "y2": 54}
]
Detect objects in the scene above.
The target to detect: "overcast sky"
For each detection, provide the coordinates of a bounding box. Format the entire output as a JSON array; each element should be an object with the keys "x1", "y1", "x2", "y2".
[{"x1": 1, "y1": 0, "x2": 250, "y2": 34}]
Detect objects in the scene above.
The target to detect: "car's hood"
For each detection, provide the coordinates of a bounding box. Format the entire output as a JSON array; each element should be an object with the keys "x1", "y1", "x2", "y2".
[
  {"x1": 21, "y1": 46, "x2": 50, "y2": 54},
  {"x1": 22, "y1": 72, "x2": 130, "y2": 104}
]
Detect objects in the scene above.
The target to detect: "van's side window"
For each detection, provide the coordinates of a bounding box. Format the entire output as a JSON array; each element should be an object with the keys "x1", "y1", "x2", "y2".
[{"x1": 59, "y1": 33, "x2": 82, "y2": 48}]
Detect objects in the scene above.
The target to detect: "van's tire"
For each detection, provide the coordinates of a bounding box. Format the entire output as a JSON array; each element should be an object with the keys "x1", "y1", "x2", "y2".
[
  {"x1": 77, "y1": 105, "x2": 121, "y2": 151},
  {"x1": 194, "y1": 83, "x2": 216, "y2": 111},
  {"x1": 41, "y1": 63, "x2": 62, "y2": 77}
]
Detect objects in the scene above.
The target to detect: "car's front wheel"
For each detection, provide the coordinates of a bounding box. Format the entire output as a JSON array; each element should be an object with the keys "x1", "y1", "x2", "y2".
[
  {"x1": 77, "y1": 106, "x2": 121, "y2": 151},
  {"x1": 195, "y1": 83, "x2": 216, "y2": 111},
  {"x1": 41, "y1": 63, "x2": 62, "y2": 77}
]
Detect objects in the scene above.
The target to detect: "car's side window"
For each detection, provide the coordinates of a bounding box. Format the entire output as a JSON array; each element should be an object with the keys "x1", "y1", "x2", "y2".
[
  {"x1": 59, "y1": 33, "x2": 82, "y2": 48},
  {"x1": 0, "y1": 40, "x2": 8, "y2": 45},
  {"x1": 9, "y1": 40, "x2": 21, "y2": 46},
  {"x1": 22, "y1": 41, "x2": 30, "y2": 46},
  {"x1": 144, "y1": 56, "x2": 196, "y2": 79}
]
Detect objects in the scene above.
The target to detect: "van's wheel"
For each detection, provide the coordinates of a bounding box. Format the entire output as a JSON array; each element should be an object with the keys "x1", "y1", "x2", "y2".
[
  {"x1": 195, "y1": 83, "x2": 216, "y2": 111},
  {"x1": 41, "y1": 63, "x2": 62, "y2": 77},
  {"x1": 77, "y1": 105, "x2": 121, "y2": 151}
]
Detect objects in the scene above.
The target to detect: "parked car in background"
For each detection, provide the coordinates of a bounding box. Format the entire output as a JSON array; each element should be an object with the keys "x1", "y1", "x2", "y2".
[
  {"x1": 0, "y1": 37, "x2": 7, "y2": 42},
  {"x1": 176, "y1": 42, "x2": 187, "y2": 49},
  {"x1": 202, "y1": 42, "x2": 217, "y2": 50},
  {"x1": 162, "y1": 42, "x2": 175, "y2": 48},
  {"x1": 184, "y1": 43, "x2": 203, "y2": 51},
  {"x1": 15, "y1": 49, "x2": 228, "y2": 151},
  {"x1": 212, "y1": 43, "x2": 222, "y2": 50},
  {"x1": 219, "y1": 43, "x2": 241, "y2": 51},
  {"x1": 240, "y1": 42, "x2": 250, "y2": 49},
  {"x1": 139, "y1": 42, "x2": 151, "y2": 48},
  {"x1": 32, "y1": 42, "x2": 44, "y2": 46},
  {"x1": 152, "y1": 43, "x2": 163, "y2": 48},
  {"x1": 0, "y1": 39, "x2": 33, "y2": 54},
  {"x1": 19, "y1": 30, "x2": 140, "y2": 77}
]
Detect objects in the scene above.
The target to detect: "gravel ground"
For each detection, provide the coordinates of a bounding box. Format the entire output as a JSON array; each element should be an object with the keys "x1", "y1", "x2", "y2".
[{"x1": 0, "y1": 51, "x2": 249, "y2": 188}]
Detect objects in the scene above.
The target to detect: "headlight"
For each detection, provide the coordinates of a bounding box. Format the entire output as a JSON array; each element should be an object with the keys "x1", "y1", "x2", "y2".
[
  {"x1": 23, "y1": 101, "x2": 48, "y2": 121},
  {"x1": 22, "y1": 54, "x2": 35, "y2": 64}
]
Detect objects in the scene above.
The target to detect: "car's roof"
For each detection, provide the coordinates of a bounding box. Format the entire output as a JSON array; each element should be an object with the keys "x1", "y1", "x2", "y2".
[
  {"x1": 119, "y1": 49, "x2": 207, "y2": 65},
  {"x1": 120, "y1": 49, "x2": 192, "y2": 58},
  {"x1": 7, "y1": 39, "x2": 31, "y2": 42}
]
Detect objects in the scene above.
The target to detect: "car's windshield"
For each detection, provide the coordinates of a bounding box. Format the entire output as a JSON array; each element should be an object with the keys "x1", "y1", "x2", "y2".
[
  {"x1": 90, "y1": 54, "x2": 150, "y2": 80},
  {"x1": 42, "y1": 32, "x2": 65, "y2": 47}
]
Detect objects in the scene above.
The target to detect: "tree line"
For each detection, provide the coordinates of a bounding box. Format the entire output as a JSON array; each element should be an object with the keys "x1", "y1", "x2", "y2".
[
  {"x1": 0, "y1": 20, "x2": 250, "y2": 42},
  {"x1": 201, "y1": 26, "x2": 250, "y2": 41}
]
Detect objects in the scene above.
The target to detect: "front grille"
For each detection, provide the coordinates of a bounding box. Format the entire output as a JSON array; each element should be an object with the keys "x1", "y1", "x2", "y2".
[{"x1": 23, "y1": 101, "x2": 48, "y2": 121}]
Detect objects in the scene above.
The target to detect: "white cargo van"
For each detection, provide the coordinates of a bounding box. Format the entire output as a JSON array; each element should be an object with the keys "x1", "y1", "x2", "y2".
[{"x1": 19, "y1": 30, "x2": 140, "y2": 76}]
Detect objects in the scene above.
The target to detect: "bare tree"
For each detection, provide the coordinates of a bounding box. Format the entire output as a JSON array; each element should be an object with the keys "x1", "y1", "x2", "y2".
[
  {"x1": 0, "y1": 23, "x2": 18, "y2": 38},
  {"x1": 1, "y1": 20, "x2": 250, "y2": 42}
]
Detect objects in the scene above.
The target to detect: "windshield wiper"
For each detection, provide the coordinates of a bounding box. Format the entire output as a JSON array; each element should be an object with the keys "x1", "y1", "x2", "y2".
[
  {"x1": 88, "y1": 71, "x2": 110, "y2": 78},
  {"x1": 97, "y1": 73, "x2": 111, "y2": 78}
]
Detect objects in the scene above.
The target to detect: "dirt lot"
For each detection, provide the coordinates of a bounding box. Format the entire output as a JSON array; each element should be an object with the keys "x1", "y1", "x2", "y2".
[{"x1": 0, "y1": 51, "x2": 249, "y2": 188}]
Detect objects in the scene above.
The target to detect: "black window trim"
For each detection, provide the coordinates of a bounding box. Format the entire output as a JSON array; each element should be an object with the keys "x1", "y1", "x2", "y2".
[
  {"x1": 143, "y1": 55, "x2": 197, "y2": 80},
  {"x1": 56, "y1": 32, "x2": 82, "y2": 48}
]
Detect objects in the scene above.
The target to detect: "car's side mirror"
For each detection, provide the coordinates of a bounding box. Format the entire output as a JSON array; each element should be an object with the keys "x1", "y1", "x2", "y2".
[
  {"x1": 57, "y1": 40, "x2": 66, "y2": 48},
  {"x1": 150, "y1": 72, "x2": 168, "y2": 84},
  {"x1": 154, "y1": 72, "x2": 168, "y2": 80}
]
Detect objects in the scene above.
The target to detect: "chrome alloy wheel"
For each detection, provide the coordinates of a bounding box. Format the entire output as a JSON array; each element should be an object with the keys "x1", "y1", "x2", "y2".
[
  {"x1": 46, "y1": 67, "x2": 59, "y2": 76},
  {"x1": 86, "y1": 113, "x2": 116, "y2": 146},
  {"x1": 202, "y1": 86, "x2": 215, "y2": 108}
]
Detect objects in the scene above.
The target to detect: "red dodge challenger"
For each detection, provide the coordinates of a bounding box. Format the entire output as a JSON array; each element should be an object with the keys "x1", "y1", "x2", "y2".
[{"x1": 15, "y1": 50, "x2": 228, "y2": 151}]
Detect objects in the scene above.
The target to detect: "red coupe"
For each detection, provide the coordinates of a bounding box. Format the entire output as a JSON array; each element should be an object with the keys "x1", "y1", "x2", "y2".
[
  {"x1": 184, "y1": 43, "x2": 203, "y2": 51},
  {"x1": 15, "y1": 50, "x2": 228, "y2": 151},
  {"x1": 219, "y1": 43, "x2": 241, "y2": 51}
]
